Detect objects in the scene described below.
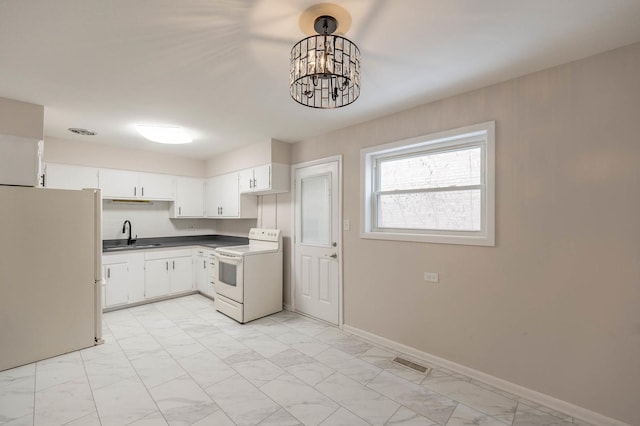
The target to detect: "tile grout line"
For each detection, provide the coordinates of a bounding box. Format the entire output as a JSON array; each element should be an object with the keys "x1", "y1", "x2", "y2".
[
  {"x1": 102, "y1": 310, "x2": 171, "y2": 426},
  {"x1": 31, "y1": 363, "x2": 36, "y2": 426},
  {"x1": 76, "y1": 351, "x2": 103, "y2": 426},
  {"x1": 137, "y1": 296, "x2": 276, "y2": 425}
]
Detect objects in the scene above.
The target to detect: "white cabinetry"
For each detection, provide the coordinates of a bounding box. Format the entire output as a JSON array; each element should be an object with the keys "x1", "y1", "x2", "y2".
[
  {"x1": 45, "y1": 163, "x2": 99, "y2": 190},
  {"x1": 194, "y1": 248, "x2": 216, "y2": 298},
  {"x1": 102, "y1": 252, "x2": 145, "y2": 309},
  {"x1": 144, "y1": 249, "x2": 194, "y2": 298},
  {"x1": 139, "y1": 172, "x2": 174, "y2": 200},
  {"x1": 144, "y1": 258, "x2": 171, "y2": 298},
  {"x1": 172, "y1": 177, "x2": 204, "y2": 218},
  {"x1": 0, "y1": 136, "x2": 43, "y2": 187},
  {"x1": 205, "y1": 172, "x2": 257, "y2": 218},
  {"x1": 103, "y1": 262, "x2": 128, "y2": 307},
  {"x1": 239, "y1": 163, "x2": 289, "y2": 195},
  {"x1": 99, "y1": 168, "x2": 174, "y2": 200}
]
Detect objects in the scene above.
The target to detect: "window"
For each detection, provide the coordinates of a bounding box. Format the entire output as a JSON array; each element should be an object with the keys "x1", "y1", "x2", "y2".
[{"x1": 361, "y1": 121, "x2": 495, "y2": 246}]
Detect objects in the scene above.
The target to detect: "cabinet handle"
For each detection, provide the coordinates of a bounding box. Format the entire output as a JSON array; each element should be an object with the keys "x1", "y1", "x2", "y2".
[
  {"x1": 173, "y1": 260, "x2": 175, "y2": 270},
  {"x1": 107, "y1": 267, "x2": 110, "y2": 279},
  {"x1": 203, "y1": 260, "x2": 206, "y2": 269},
  {"x1": 142, "y1": 187, "x2": 144, "y2": 197},
  {"x1": 179, "y1": 206, "x2": 182, "y2": 215},
  {"x1": 134, "y1": 187, "x2": 137, "y2": 196},
  {"x1": 166, "y1": 261, "x2": 168, "y2": 271},
  {"x1": 252, "y1": 178, "x2": 256, "y2": 188}
]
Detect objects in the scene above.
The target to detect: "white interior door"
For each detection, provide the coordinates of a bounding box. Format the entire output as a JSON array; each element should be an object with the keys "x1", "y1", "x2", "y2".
[{"x1": 294, "y1": 160, "x2": 340, "y2": 325}]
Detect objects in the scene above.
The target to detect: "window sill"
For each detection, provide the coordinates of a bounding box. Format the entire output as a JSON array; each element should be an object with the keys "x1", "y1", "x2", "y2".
[{"x1": 360, "y1": 230, "x2": 495, "y2": 247}]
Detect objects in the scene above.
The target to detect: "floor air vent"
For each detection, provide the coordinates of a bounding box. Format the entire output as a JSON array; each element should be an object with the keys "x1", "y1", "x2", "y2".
[{"x1": 393, "y1": 357, "x2": 430, "y2": 374}]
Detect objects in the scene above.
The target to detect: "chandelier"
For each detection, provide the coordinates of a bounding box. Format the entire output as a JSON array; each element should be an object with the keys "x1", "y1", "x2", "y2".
[{"x1": 290, "y1": 15, "x2": 361, "y2": 109}]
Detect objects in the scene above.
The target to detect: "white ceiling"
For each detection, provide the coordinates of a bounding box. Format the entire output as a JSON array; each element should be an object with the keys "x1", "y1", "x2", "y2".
[{"x1": 1, "y1": 0, "x2": 639, "y2": 159}]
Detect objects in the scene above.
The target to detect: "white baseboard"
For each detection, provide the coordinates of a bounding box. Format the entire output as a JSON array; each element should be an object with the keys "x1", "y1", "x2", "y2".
[{"x1": 342, "y1": 324, "x2": 628, "y2": 426}]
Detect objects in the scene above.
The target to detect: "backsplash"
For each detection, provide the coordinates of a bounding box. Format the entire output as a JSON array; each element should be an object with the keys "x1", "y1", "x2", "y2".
[
  {"x1": 102, "y1": 200, "x2": 263, "y2": 241},
  {"x1": 102, "y1": 201, "x2": 215, "y2": 240}
]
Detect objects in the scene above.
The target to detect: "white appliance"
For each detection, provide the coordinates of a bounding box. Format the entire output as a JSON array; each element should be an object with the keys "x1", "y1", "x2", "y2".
[
  {"x1": 0, "y1": 135, "x2": 43, "y2": 187},
  {"x1": 0, "y1": 186, "x2": 103, "y2": 371},
  {"x1": 214, "y1": 228, "x2": 282, "y2": 323}
]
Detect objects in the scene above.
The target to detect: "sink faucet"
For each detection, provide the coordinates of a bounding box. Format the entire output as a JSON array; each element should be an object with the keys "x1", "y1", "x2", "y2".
[{"x1": 122, "y1": 220, "x2": 135, "y2": 245}]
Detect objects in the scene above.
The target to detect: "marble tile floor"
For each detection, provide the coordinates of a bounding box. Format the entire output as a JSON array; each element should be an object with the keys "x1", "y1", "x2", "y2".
[{"x1": 0, "y1": 295, "x2": 592, "y2": 426}]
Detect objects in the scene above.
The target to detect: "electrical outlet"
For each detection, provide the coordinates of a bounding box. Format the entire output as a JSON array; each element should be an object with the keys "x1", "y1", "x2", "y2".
[
  {"x1": 424, "y1": 272, "x2": 439, "y2": 283},
  {"x1": 343, "y1": 219, "x2": 350, "y2": 231}
]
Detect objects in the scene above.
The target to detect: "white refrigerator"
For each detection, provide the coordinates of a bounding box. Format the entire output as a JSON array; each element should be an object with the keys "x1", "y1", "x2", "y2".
[{"x1": 0, "y1": 185, "x2": 102, "y2": 371}]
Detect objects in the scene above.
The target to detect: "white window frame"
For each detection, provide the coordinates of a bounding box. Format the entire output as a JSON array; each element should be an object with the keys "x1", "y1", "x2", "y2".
[{"x1": 360, "y1": 121, "x2": 495, "y2": 246}]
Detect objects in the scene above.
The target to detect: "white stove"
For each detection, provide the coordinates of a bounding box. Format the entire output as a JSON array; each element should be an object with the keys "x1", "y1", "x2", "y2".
[{"x1": 213, "y1": 228, "x2": 283, "y2": 323}]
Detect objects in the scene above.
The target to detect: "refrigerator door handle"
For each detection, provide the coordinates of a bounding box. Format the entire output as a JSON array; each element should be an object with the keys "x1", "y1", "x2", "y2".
[{"x1": 90, "y1": 188, "x2": 104, "y2": 345}]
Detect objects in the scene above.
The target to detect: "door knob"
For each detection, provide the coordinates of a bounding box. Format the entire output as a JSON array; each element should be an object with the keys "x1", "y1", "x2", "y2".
[{"x1": 329, "y1": 253, "x2": 337, "y2": 259}]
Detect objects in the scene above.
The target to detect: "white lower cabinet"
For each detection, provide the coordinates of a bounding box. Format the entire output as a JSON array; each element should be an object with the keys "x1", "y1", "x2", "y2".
[
  {"x1": 102, "y1": 252, "x2": 144, "y2": 309},
  {"x1": 144, "y1": 258, "x2": 172, "y2": 298},
  {"x1": 103, "y1": 262, "x2": 128, "y2": 307},
  {"x1": 103, "y1": 246, "x2": 219, "y2": 309},
  {"x1": 170, "y1": 256, "x2": 193, "y2": 294},
  {"x1": 144, "y1": 249, "x2": 194, "y2": 299},
  {"x1": 194, "y1": 248, "x2": 216, "y2": 298}
]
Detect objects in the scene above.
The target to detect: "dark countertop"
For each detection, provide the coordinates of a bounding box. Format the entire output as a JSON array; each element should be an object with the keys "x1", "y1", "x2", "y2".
[{"x1": 103, "y1": 234, "x2": 249, "y2": 253}]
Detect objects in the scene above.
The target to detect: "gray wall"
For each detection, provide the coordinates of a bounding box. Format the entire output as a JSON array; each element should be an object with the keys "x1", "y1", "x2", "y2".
[{"x1": 283, "y1": 42, "x2": 640, "y2": 424}]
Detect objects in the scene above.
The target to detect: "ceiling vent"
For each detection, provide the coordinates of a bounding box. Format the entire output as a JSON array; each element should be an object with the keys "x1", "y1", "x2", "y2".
[{"x1": 68, "y1": 128, "x2": 96, "y2": 136}]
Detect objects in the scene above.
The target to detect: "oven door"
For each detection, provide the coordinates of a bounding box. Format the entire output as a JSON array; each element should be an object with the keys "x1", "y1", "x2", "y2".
[{"x1": 213, "y1": 251, "x2": 243, "y2": 303}]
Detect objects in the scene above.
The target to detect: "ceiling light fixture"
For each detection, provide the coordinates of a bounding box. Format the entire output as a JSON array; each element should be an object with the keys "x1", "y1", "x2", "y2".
[
  {"x1": 290, "y1": 14, "x2": 360, "y2": 108},
  {"x1": 135, "y1": 124, "x2": 192, "y2": 144}
]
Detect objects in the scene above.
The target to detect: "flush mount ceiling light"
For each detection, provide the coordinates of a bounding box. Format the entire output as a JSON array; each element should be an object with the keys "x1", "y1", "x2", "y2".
[
  {"x1": 135, "y1": 124, "x2": 192, "y2": 144},
  {"x1": 290, "y1": 13, "x2": 361, "y2": 108}
]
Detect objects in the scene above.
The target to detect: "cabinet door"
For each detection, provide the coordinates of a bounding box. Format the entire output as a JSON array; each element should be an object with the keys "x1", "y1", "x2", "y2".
[
  {"x1": 45, "y1": 163, "x2": 99, "y2": 190},
  {"x1": 170, "y1": 256, "x2": 193, "y2": 294},
  {"x1": 99, "y1": 169, "x2": 139, "y2": 199},
  {"x1": 127, "y1": 252, "x2": 146, "y2": 303},
  {"x1": 176, "y1": 177, "x2": 204, "y2": 217},
  {"x1": 139, "y1": 172, "x2": 174, "y2": 200},
  {"x1": 252, "y1": 164, "x2": 271, "y2": 191},
  {"x1": 194, "y1": 252, "x2": 207, "y2": 293},
  {"x1": 221, "y1": 172, "x2": 239, "y2": 217},
  {"x1": 204, "y1": 176, "x2": 222, "y2": 217},
  {"x1": 238, "y1": 168, "x2": 254, "y2": 193},
  {"x1": 144, "y1": 259, "x2": 171, "y2": 298},
  {"x1": 103, "y1": 263, "x2": 129, "y2": 307}
]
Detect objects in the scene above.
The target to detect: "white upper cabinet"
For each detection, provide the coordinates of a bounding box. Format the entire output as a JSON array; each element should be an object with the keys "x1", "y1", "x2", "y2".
[
  {"x1": 99, "y1": 169, "x2": 138, "y2": 198},
  {"x1": 45, "y1": 163, "x2": 99, "y2": 190},
  {"x1": 204, "y1": 172, "x2": 257, "y2": 219},
  {"x1": 173, "y1": 177, "x2": 204, "y2": 218},
  {"x1": 138, "y1": 172, "x2": 174, "y2": 200},
  {"x1": 99, "y1": 168, "x2": 174, "y2": 200},
  {"x1": 238, "y1": 163, "x2": 290, "y2": 195}
]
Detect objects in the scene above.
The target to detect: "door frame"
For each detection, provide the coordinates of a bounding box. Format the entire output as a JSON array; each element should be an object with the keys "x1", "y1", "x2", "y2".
[{"x1": 290, "y1": 155, "x2": 344, "y2": 328}]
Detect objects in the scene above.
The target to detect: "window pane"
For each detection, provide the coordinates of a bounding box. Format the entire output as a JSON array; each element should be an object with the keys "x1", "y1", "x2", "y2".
[
  {"x1": 378, "y1": 190, "x2": 481, "y2": 231},
  {"x1": 301, "y1": 174, "x2": 331, "y2": 245},
  {"x1": 379, "y1": 147, "x2": 481, "y2": 191}
]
